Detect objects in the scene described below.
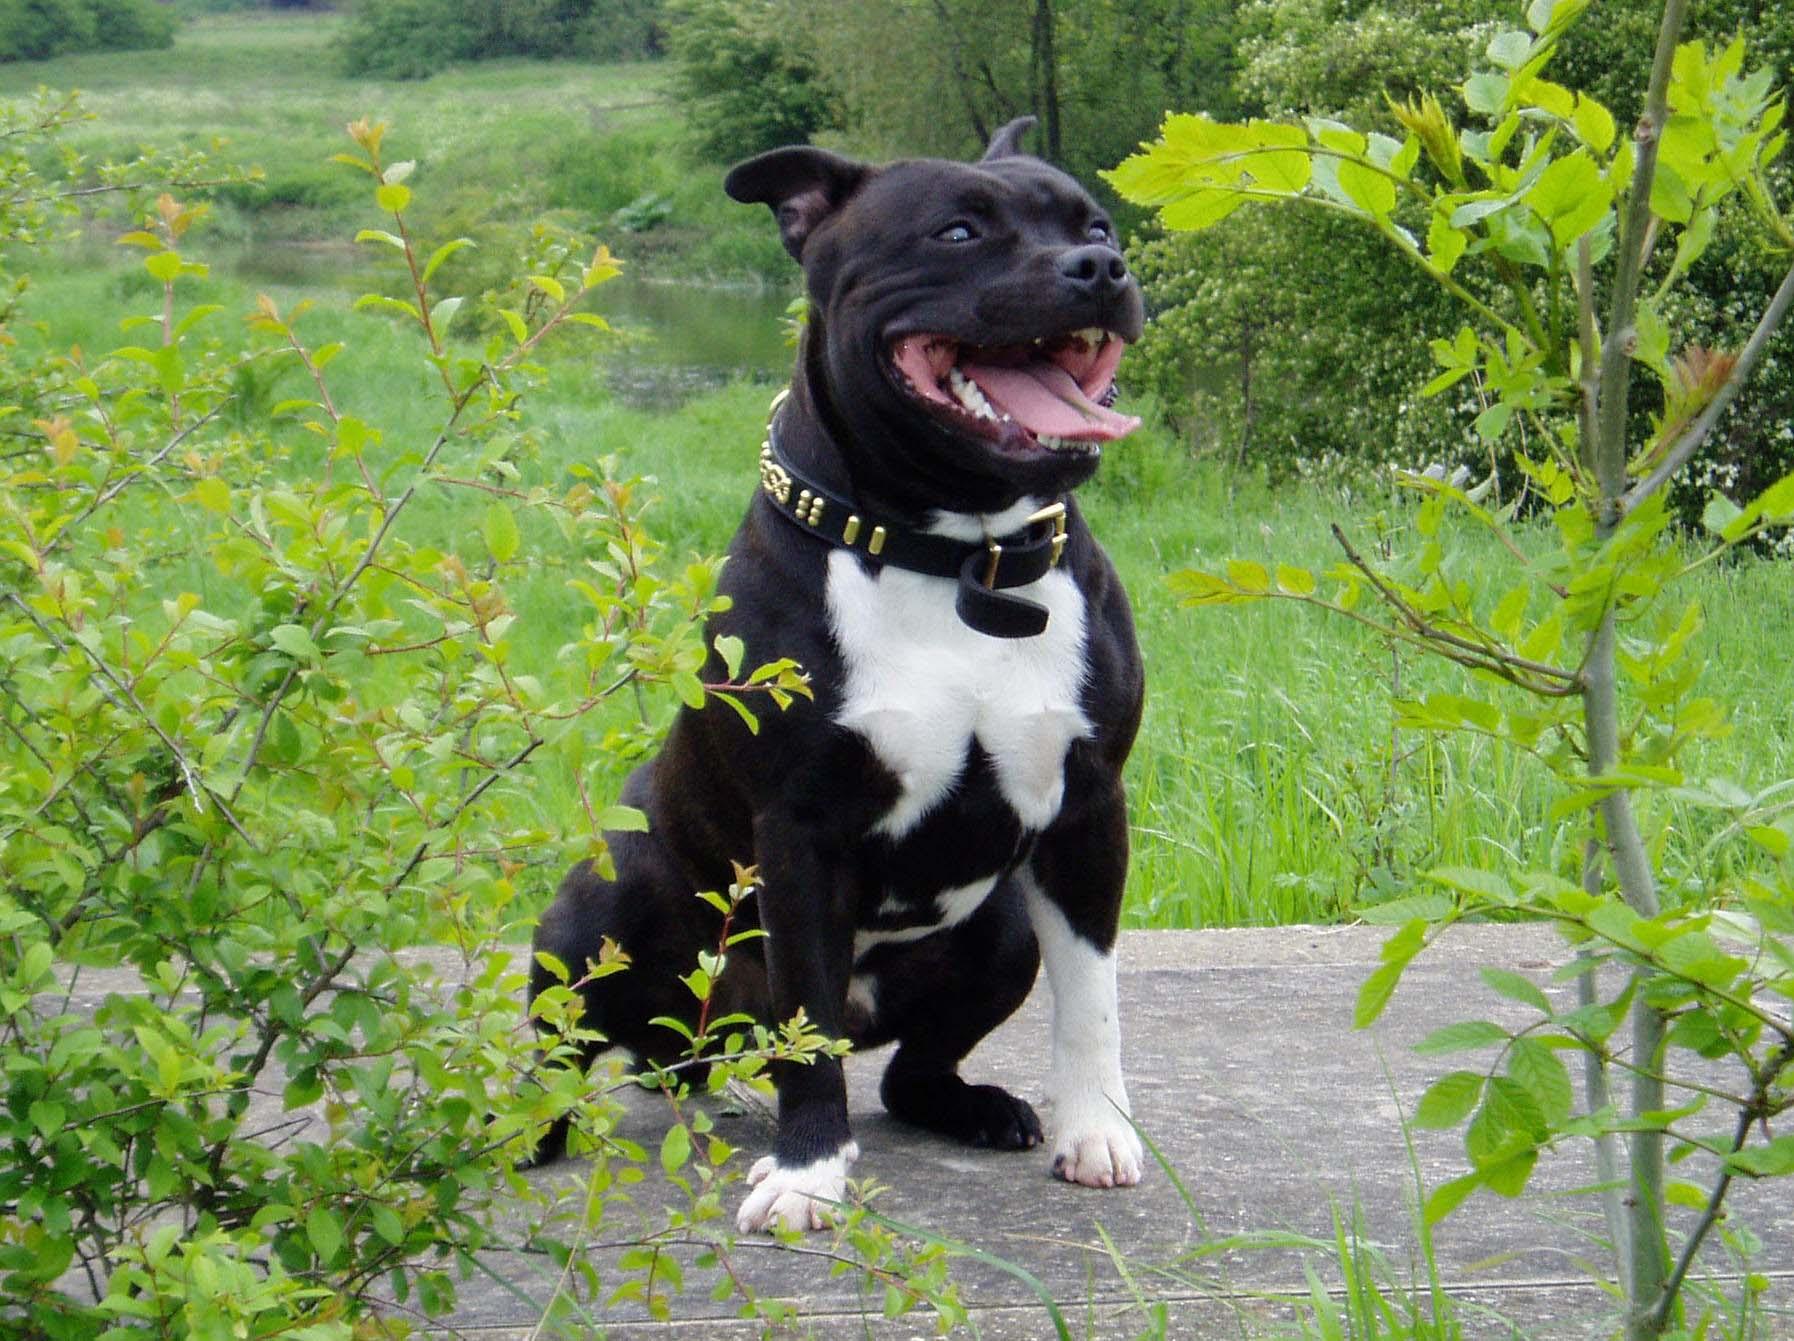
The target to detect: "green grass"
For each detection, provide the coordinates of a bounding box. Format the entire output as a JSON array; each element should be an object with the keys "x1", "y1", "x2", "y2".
[
  {"x1": 8, "y1": 20, "x2": 1794, "y2": 932},
  {"x1": 0, "y1": 12, "x2": 783, "y2": 276}
]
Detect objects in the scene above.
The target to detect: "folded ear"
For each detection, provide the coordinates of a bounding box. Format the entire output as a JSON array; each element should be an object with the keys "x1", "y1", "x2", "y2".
[
  {"x1": 724, "y1": 146, "x2": 870, "y2": 260},
  {"x1": 980, "y1": 116, "x2": 1038, "y2": 162}
]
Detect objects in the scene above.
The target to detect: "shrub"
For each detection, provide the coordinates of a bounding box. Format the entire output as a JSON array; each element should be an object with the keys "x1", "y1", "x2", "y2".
[
  {"x1": 0, "y1": 0, "x2": 172, "y2": 60},
  {"x1": 0, "y1": 101, "x2": 951, "y2": 1337},
  {"x1": 662, "y1": 0, "x2": 842, "y2": 162},
  {"x1": 337, "y1": 0, "x2": 663, "y2": 79}
]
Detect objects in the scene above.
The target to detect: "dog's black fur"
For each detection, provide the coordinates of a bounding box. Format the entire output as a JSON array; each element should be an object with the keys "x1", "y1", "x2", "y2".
[{"x1": 529, "y1": 119, "x2": 1146, "y2": 1230}]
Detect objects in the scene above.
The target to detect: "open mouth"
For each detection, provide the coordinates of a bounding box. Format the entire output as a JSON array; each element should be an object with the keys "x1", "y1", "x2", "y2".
[{"x1": 890, "y1": 328, "x2": 1141, "y2": 453}]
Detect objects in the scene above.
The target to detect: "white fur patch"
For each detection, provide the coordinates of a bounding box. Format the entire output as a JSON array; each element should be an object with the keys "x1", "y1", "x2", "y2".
[
  {"x1": 1022, "y1": 876, "x2": 1142, "y2": 1188},
  {"x1": 736, "y1": 1141, "x2": 860, "y2": 1232},
  {"x1": 853, "y1": 876, "x2": 999, "y2": 957},
  {"x1": 846, "y1": 973, "x2": 878, "y2": 1017},
  {"x1": 825, "y1": 540, "x2": 1091, "y2": 840}
]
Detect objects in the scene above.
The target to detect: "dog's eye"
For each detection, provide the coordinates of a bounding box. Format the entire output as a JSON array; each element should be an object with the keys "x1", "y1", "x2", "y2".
[
  {"x1": 1087, "y1": 220, "x2": 1116, "y2": 245},
  {"x1": 935, "y1": 222, "x2": 977, "y2": 244}
]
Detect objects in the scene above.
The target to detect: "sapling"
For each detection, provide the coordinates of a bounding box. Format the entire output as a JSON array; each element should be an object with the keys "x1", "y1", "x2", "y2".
[{"x1": 1110, "y1": 1, "x2": 1794, "y2": 1335}]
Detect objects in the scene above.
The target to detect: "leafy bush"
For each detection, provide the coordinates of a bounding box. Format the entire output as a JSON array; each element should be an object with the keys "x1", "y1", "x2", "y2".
[
  {"x1": 0, "y1": 0, "x2": 173, "y2": 60},
  {"x1": 662, "y1": 0, "x2": 842, "y2": 161},
  {"x1": 0, "y1": 100, "x2": 952, "y2": 1336},
  {"x1": 337, "y1": 0, "x2": 663, "y2": 79},
  {"x1": 1130, "y1": 0, "x2": 1794, "y2": 515}
]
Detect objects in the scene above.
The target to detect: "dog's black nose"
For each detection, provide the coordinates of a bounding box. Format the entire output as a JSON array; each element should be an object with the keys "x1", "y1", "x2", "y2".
[{"x1": 1057, "y1": 245, "x2": 1130, "y2": 293}]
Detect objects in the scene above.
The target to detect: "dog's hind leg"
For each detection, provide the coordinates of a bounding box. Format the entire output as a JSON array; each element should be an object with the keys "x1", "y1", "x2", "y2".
[
  {"x1": 526, "y1": 832, "x2": 724, "y2": 1164},
  {"x1": 872, "y1": 882, "x2": 1045, "y2": 1150}
]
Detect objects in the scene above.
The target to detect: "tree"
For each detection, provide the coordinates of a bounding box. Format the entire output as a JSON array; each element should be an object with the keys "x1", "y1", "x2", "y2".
[
  {"x1": 662, "y1": 0, "x2": 843, "y2": 161},
  {"x1": 1130, "y1": 0, "x2": 1794, "y2": 524},
  {"x1": 792, "y1": 0, "x2": 1238, "y2": 184},
  {"x1": 1113, "y1": 3, "x2": 1794, "y2": 1335}
]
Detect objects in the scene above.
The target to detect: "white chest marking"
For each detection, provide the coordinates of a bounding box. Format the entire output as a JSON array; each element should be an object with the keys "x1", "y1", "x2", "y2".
[{"x1": 825, "y1": 538, "x2": 1092, "y2": 840}]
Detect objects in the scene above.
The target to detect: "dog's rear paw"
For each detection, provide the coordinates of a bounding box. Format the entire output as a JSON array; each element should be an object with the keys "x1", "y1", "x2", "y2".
[
  {"x1": 884, "y1": 1069, "x2": 1044, "y2": 1150},
  {"x1": 1050, "y1": 1097, "x2": 1143, "y2": 1188},
  {"x1": 961, "y1": 1084, "x2": 1044, "y2": 1149},
  {"x1": 735, "y1": 1142, "x2": 860, "y2": 1232}
]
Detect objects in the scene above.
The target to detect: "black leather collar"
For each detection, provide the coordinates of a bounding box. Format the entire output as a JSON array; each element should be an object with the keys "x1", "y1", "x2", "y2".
[{"x1": 757, "y1": 428, "x2": 1070, "y2": 638}]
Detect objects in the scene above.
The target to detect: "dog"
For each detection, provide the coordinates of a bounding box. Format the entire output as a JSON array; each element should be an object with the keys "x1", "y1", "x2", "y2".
[{"x1": 529, "y1": 117, "x2": 1147, "y2": 1233}]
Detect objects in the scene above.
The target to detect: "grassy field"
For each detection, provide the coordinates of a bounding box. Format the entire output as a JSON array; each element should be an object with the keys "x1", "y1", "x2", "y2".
[
  {"x1": 0, "y1": 11, "x2": 785, "y2": 277},
  {"x1": 7, "y1": 17, "x2": 1793, "y2": 931}
]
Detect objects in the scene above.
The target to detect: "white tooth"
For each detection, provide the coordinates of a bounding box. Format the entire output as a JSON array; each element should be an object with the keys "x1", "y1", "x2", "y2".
[{"x1": 948, "y1": 367, "x2": 999, "y2": 421}]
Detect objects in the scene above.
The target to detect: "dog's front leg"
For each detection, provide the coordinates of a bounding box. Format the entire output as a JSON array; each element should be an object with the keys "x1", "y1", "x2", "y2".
[
  {"x1": 1021, "y1": 783, "x2": 1144, "y2": 1189},
  {"x1": 735, "y1": 811, "x2": 859, "y2": 1232}
]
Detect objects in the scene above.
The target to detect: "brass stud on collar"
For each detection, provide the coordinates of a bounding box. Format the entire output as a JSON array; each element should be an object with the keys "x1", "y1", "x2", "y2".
[
  {"x1": 843, "y1": 514, "x2": 862, "y2": 545},
  {"x1": 868, "y1": 525, "x2": 887, "y2": 556}
]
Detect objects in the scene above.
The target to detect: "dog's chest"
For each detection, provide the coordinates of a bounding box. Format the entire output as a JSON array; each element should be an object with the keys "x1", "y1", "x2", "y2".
[{"x1": 824, "y1": 550, "x2": 1092, "y2": 839}]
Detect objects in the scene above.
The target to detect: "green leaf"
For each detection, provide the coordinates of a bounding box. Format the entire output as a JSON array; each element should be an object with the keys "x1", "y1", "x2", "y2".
[
  {"x1": 1336, "y1": 159, "x2": 1396, "y2": 218},
  {"x1": 306, "y1": 1206, "x2": 343, "y2": 1264},
  {"x1": 1427, "y1": 866, "x2": 1514, "y2": 903},
  {"x1": 353, "y1": 228, "x2": 405, "y2": 251},
  {"x1": 1507, "y1": 1037, "x2": 1572, "y2": 1126},
  {"x1": 422, "y1": 237, "x2": 474, "y2": 284},
  {"x1": 1426, "y1": 207, "x2": 1467, "y2": 275},
  {"x1": 1524, "y1": 151, "x2": 1613, "y2": 247},
  {"x1": 372, "y1": 1205, "x2": 405, "y2": 1246},
  {"x1": 1487, "y1": 29, "x2": 1534, "y2": 71},
  {"x1": 483, "y1": 502, "x2": 520, "y2": 563},
  {"x1": 353, "y1": 293, "x2": 422, "y2": 323},
  {"x1": 375, "y1": 182, "x2": 412, "y2": 214},
  {"x1": 269, "y1": 624, "x2": 321, "y2": 665},
  {"x1": 714, "y1": 633, "x2": 745, "y2": 678},
  {"x1": 429, "y1": 295, "x2": 464, "y2": 333},
  {"x1": 1423, "y1": 1171, "x2": 1483, "y2": 1224},
  {"x1": 1225, "y1": 559, "x2": 1270, "y2": 592},
  {"x1": 1727, "y1": 1135, "x2": 1794, "y2": 1177},
  {"x1": 660, "y1": 1124, "x2": 692, "y2": 1174},
  {"x1": 1414, "y1": 1020, "x2": 1509, "y2": 1055},
  {"x1": 1355, "y1": 961, "x2": 1404, "y2": 1029},
  {"x1": 144, "y1": 250, "x2": 182, "y2": 283},
  {"x1": 1413, "y1": 1071, "x2": 1484, "y2": 1128},
  {"x1": 671, "y1": 670, "x2": 706, "y2": 709},
  {"x1": 1480, "y1": 966, "x2": 1551, "y2": 1014},
  {"x1": 193, "y1": 476, "x2": 230, "y2": 515},
  {"x1": 1480, "y1": 1147, "x2": 1539, "y2": 1197},
  {"x1": 595, "y1": 805, "x2": 649, "y2": 833}
]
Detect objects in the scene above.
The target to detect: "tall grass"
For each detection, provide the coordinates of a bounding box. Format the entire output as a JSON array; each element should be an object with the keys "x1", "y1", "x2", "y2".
[{"x1": 9, "y1": 18, "x2": 1793, "y2": 931}]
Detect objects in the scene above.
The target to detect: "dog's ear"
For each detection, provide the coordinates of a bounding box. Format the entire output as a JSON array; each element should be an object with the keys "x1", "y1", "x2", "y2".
[
  {"x1": 980, "y1": 116, "x2": 1039, "y2": 162},
  {"x1": 725, "y1": 146, "x2": 869, "y2": 261}
]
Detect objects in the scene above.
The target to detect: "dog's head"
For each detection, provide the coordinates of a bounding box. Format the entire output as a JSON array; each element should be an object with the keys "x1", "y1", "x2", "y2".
[{"x1": 726, "y1": 119, "x2": 1144, "y2": 513}]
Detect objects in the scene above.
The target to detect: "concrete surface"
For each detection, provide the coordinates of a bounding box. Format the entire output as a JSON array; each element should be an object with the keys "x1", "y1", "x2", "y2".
[
  {"x1": 44, "y1": 926, "x2": 1794, "y2": 1338},
  {"x1": 464, "y1": 926, "x2": 1794, "y2": 1338}
]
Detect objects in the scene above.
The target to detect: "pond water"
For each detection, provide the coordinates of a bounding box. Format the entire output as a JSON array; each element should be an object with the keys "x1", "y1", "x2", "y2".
[
  {"x1": 224, "y1": 243, "x2": 799, "y2": 409},
  {"x1": 586, "y1": 273, "x2": 798, "y2": 407}
]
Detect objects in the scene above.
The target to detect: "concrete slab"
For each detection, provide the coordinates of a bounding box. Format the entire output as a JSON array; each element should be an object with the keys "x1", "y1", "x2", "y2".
[
  {"x1": 42, "y1": 927, "x2": 1794, "y2": 1337},
  {"x1": 462, "y1": 926, "x2": 1794, "y2": 1338}
]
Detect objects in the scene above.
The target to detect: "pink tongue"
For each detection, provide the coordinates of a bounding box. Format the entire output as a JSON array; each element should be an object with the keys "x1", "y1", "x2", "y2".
[{"x1": 961, "y1": 359, "x2": 1141, "y2": 440}]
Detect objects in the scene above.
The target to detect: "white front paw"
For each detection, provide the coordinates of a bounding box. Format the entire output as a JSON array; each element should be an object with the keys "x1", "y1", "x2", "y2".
[
  {"x1": 735, "y1": 1141, "x2": 860, "y2": 1232},
  {"x1": 1051, "y1": 1091, "x2": 1143, "y2": 1188}
]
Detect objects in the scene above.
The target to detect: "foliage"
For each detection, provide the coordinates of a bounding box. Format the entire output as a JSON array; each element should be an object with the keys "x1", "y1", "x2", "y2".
[
  {"x1": 1128, "y1": 0, "x2": 1794, "y2": 510},
  {"x1": 1114, "y1": 2, "x2": 1794, "y2": 1337},
  {"x1": 0, "y1": 101, "x2": 966, "y2": 1336},
  {"x1": 790, "y1": 0, "x2": 1239, "y2": 188},
  {"x1": 661, "y1": 0, "x2": 843, "y2": 162},
  {"x1": 337, "y1": 0, "x2": 663, "y2": 79},
  {"x1": 0, "y1": 0, "x2": 173, "y2": 61}
]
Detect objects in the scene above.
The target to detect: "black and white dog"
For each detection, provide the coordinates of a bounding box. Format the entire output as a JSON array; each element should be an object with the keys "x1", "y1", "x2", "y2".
[{"x1": 530, "y1": 118, "x2": 1147, "y2": 1232}]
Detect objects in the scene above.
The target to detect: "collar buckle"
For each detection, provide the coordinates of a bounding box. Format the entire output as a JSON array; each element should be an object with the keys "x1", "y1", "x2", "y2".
[{"x1": 1025, "y1": 501, "x2": 1069, "y2": 567}]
